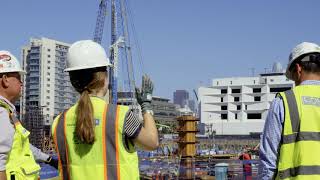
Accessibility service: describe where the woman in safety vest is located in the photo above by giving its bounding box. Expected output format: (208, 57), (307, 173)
(51, 40), (159, 180)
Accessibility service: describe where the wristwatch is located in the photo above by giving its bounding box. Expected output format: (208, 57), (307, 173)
(144, 109), (154, 116)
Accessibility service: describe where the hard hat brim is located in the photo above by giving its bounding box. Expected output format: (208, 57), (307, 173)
(64, 63), (112, 72)
(0, 70), (26, 75)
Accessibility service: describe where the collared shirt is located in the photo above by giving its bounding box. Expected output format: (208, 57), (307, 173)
(258, 80), (320, 179)
(0, 95), (49, 171)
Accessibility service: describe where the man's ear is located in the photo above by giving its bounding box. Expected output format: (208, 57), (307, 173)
(1, 75), (10, 88)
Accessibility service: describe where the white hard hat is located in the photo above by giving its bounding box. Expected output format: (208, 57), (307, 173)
(286, 42), (320, 79)
(0, 51), (26, 74)
(65, 40), (112, 72)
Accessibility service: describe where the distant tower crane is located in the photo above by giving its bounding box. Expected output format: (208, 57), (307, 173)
(93, 0), (136, 104)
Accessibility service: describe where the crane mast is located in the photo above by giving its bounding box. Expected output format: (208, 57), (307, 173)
(93, 0), (107, 44)
(93, 0), (135, 104)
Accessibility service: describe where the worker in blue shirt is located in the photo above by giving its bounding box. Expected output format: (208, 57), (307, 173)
(259, 42), (320, 179)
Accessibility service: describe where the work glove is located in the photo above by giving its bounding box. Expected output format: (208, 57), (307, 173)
(46, 156), (59, 170)
(135, 74), (153, 114)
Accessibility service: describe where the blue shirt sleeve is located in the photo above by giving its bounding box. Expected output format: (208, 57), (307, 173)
(258, 96), (284, 179)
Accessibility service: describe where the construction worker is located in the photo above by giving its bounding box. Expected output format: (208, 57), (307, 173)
(259, 42), (320, 179)
(0, 51), (58, 180)
(51, 40), (159, 180)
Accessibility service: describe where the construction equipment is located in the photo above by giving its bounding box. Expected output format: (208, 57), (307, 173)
(93, 0), (108, 44)
(92, 0), (139, 104)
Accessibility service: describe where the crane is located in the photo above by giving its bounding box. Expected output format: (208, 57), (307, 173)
(93, 0), (136, 104)
(93, 0), (107, 44)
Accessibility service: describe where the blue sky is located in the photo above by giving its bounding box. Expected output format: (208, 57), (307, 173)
(1, 1), (320, 100)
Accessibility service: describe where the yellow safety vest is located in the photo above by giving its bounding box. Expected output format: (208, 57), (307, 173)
(276, 85), (320, 179)
(52, 97), (139, 180)
(0, 101), (40, 180)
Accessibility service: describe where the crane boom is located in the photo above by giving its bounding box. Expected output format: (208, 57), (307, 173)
(93, 0), (108, 43)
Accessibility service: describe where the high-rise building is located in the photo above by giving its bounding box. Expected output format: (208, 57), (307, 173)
(173, 90), (189, 108)
(21, 37), (78, 125)
(198, 63), (294, 135)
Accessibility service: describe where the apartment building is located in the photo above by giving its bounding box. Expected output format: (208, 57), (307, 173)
(21, 37), (78, 125)
(198, 63), (294, 135)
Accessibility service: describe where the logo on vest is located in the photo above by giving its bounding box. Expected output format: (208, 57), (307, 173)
(302, 96), (320, 107)
(95, 119), (100, 126)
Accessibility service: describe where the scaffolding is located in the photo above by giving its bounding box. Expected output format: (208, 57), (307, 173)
(23, 106), (47, 150)
(177, 115), (199, 179)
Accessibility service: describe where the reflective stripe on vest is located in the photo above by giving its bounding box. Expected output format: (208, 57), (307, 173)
(54, 110), (70, 180)
(55, 104), (124, 180)
(284, 90), (300, 133)
(278, 166), (320, 179)
(105, 104), (120, 179)
(277, 86), (320, 179)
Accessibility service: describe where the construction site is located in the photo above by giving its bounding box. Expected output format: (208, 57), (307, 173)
(16, 0), (262, 179)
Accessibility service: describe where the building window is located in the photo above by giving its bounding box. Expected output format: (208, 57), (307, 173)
(46, 96), (50, 99)
(48, 61), (51, 64)
(234, 97), (240, 102)
(253, 80), (256, 84)
(48, 66), (50, 69)
(254, 96), (261, 101)
(221, 89), (227, 94)
(221, 114), (228, 120)
(46, 108), (50, 111)
(232, 89), (241, 93)
(221, 97), (223, 102)
(270, 87), (291, 93)
(221, 106), (227, 110)
(230, 81), (232, 85)
(48, 55), (51, 58)
(237, 105), (241, 110)
(270, 79), (274, 82)
(253, 88), (261, 93)
(245, 105), (248, 110)
(247, 113), (262, 119)
(46, 102), (50, 105)
(47, 78), (50, 81)
(47, 90), (50, 93)
(47, 72), (50, 75)
(47, 84), (50, 87)
(235, 113), (238, 119)
(48, 49), (51, 52)
(217, 81), (219, 85)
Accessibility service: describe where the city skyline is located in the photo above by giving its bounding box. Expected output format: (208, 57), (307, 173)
(1, 1), (320, 99)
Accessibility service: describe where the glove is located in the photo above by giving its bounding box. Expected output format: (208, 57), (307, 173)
(135, 74), (153, 114)
(46, 156), (59, 169)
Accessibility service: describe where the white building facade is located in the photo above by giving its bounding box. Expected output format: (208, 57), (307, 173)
(21, 37), (78, 125)
(199, 71), (294, 135)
